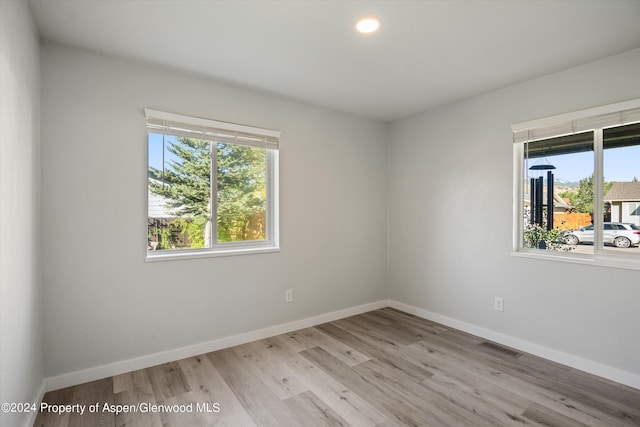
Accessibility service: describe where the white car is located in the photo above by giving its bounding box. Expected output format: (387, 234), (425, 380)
(562, 222), (640, 248)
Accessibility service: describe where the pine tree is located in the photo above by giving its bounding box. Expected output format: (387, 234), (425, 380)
(149, 137), (211, 217)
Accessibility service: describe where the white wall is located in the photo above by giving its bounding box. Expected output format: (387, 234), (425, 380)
(388, 48), (640, 382)
(621, 202), (640, 225)
(0, 0), (43, 425)
(40, 42), (388, 380)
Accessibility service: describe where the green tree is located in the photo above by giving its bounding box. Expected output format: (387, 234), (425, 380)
(573, 175), (594, 213)
(216, 143), (266, 242)
(564, 175), (615, 214)
(558, 189), (577, 206)
(149, 137), (211, 217)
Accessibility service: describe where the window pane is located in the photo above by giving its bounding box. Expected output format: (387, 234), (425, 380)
(602, 122), (640, 252)
(216, 143), (267, 242)
(523, 132), (594, 253)
(148, 133), (212, 251)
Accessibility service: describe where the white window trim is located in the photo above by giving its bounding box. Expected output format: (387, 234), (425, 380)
(145, 109), (281, 141)
(511, 98), (640, 271)
(145, 109), (280, 262)
(145, 245), (281, 263)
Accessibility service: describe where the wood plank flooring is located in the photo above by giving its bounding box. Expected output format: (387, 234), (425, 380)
(34, 308), (640, 426)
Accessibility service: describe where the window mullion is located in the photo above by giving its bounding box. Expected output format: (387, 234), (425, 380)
(266, 149), (277, 245)
(210, 143), (218, 247)
(513, 143), (524, 251)
(593, 128), (604, 253)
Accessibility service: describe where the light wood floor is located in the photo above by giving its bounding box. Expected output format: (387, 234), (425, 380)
(34, 308), (640, 426)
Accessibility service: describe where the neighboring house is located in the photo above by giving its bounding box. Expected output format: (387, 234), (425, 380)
(551, 193), (574, 213)
(523, 190), (574, 212)
(148, 178), (196, 249)
(148, 189), (173, 219)
(604, 182), (640, 225)
(148, 177), (177, 219)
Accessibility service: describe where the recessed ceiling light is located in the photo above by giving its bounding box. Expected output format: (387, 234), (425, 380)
(356, 18), (380, 34)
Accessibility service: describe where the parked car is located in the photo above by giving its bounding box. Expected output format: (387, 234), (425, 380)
(561, 222), (640, 248)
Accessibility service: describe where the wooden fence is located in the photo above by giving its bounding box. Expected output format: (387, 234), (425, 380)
(553, 212), (592, 230)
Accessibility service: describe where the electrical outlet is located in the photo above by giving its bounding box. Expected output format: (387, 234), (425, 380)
(285, 289), (293, 303)
(494, 297), (504, 312)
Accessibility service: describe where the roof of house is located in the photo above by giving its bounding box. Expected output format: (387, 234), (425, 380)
(148, 177), (176, 219)
(148, 190), (173, 219)
(604, 182), (640, 202)
(522, 193), (573, 210)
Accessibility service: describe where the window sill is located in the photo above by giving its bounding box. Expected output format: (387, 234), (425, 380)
(511, 249), (640, 271)
(146, 246), (280, 262)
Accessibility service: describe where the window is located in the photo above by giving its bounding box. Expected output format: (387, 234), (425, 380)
(522, 131), (594, 253)
(146, 109), (280, 260)
(513, 99), (640, 268)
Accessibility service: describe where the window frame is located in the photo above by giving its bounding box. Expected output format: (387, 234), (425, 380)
(145, 109), (280, 262)
(512, 98), (640, 270)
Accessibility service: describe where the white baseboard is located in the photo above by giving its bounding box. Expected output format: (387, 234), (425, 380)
(45, 298), (640, 392)
(45, 300), (388, 391)
(387, 300), (640, 390)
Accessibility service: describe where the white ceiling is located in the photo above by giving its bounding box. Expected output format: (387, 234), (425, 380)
(28, 0), (640, 122)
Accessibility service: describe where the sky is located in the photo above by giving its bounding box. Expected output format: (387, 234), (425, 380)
(148, 133), (184, 171)
(527, 145), (640, 184)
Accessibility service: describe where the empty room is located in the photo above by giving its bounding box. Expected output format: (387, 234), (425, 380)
(2, 0), (640, 426)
